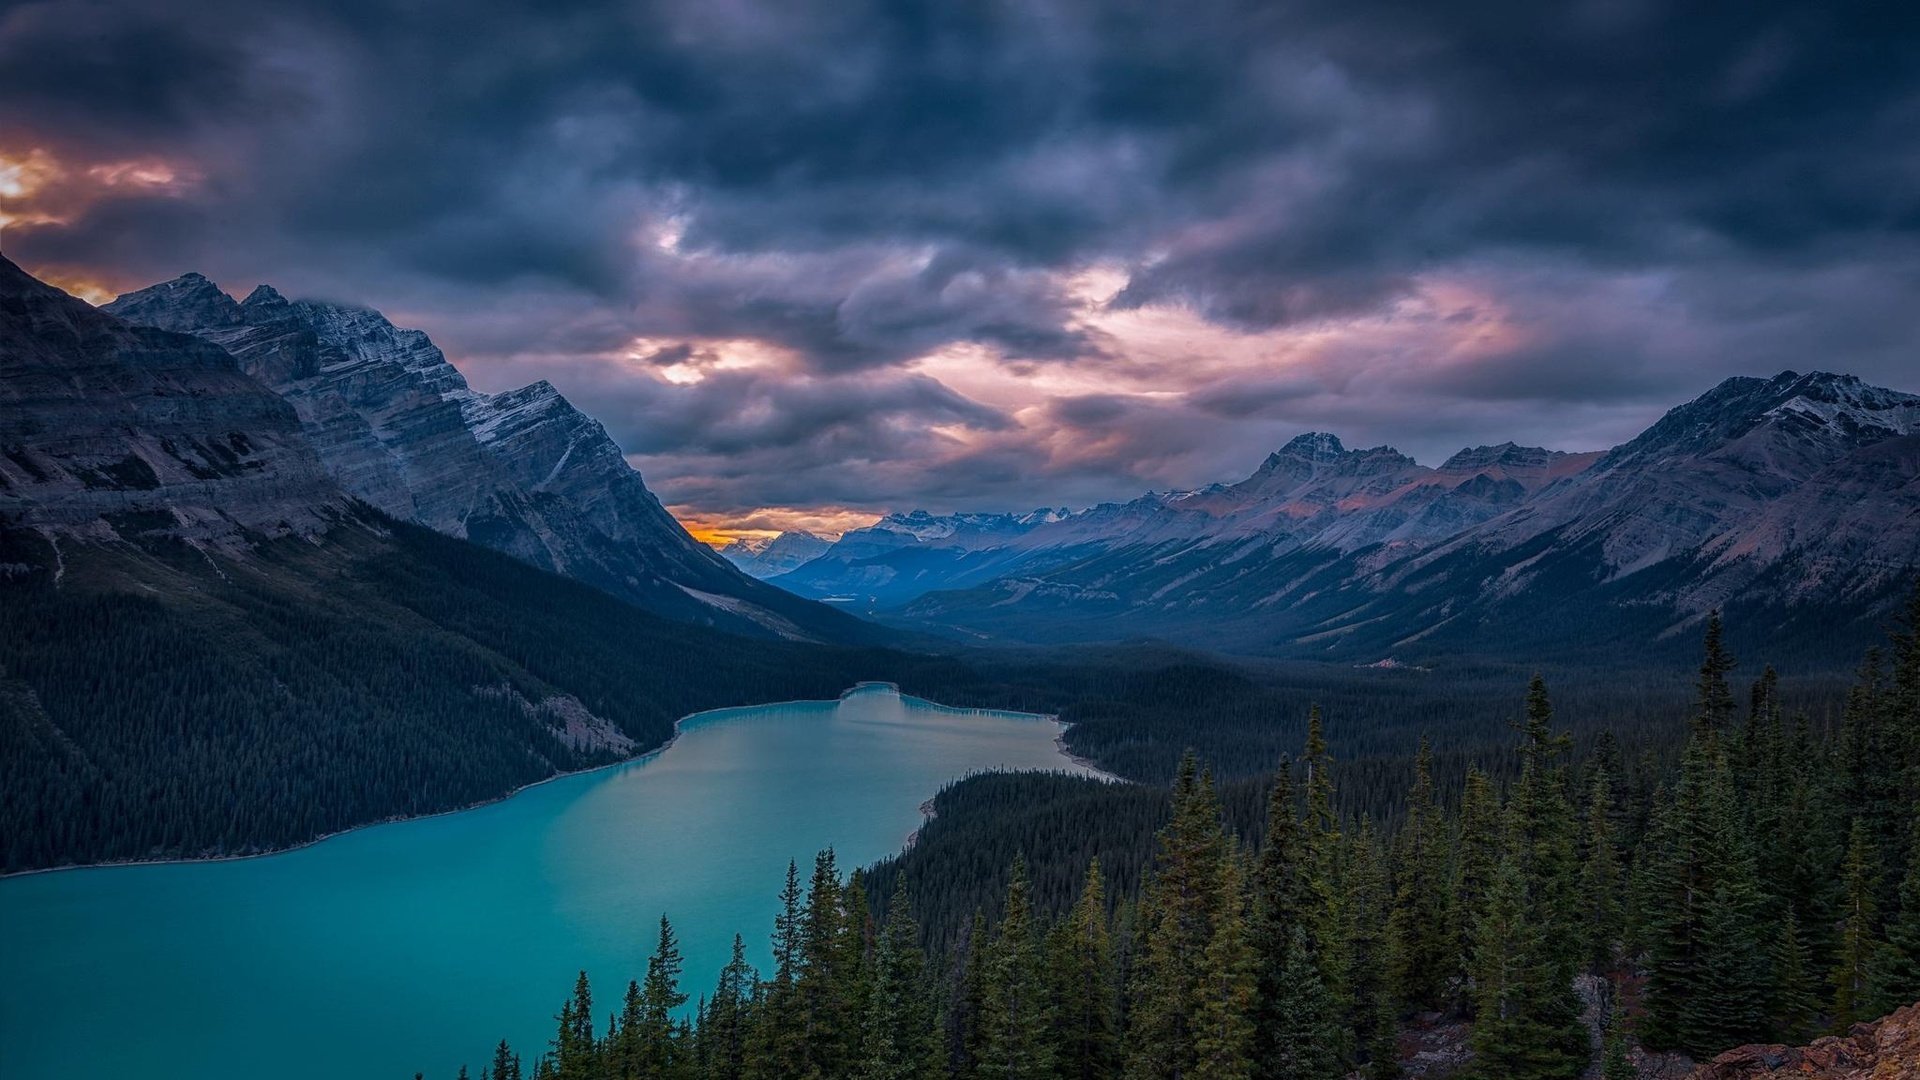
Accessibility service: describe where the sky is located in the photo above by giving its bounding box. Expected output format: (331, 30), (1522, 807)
(3, 0), (1917, 543)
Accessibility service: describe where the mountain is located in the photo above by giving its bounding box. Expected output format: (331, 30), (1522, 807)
(103, 273), (875, 643)
(0, 257), (975, 871)
(0, 257), (350, 547)
(881, 373), (1915, 665)
(776, 434), (1587, 618)
(767, 508), (1073, 612)
(720, 530), (834, 578)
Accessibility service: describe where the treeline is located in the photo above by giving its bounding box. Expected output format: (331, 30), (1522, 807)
(453, 599), (1920, 1079)
(0, 520), (995, 872)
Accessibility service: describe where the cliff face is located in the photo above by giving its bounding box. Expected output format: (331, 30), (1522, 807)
(105, 274), (877, 641)
(0, 257), (350, 549)
(1689, 1002), (1920, 1079)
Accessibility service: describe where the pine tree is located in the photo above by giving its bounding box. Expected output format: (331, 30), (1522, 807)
(1387, 737), (1452, 1011)
(1265, 926), (1341, 1080)
(798, 848), (851, 1080)
(550, 972), (597, 1080)
(1831, 820), (1880, 1028)
(638, 916), (690, 1079)
(706, 935), (757, 1080)
(1642, 619), (1772, 1057)
(1468, 857), (1581, 1080)
(1872, 804), (1920, 1012)
(1770, 915), (1820, 1044)
(1694, 611), (1737, 738)
(954, 911), (992, 1080)
(861, 883), (930, 1080)
(1346, 819), (1393, 1068)
(612, 979), (644, 1079)
(491, 1040), (522, 1080)
(1251, 762), (1312, 1080)
(1454, 765), (1502, 1007)
(1125, 754), (1234, 1080)
(1298, 712), (1353, 1056)
(747, 861), (807, 1080)
(981, 856), (1052, 1080)
(1580, 767), (1623, 970)
(1049, 860), (1118, 1080)
(1191, 853), (1255, 1080)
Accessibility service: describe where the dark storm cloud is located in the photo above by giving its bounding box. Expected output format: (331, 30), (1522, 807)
(6, 0), (1919, 518)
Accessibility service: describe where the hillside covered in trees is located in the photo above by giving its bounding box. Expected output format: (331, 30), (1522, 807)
(441, 600), (1920, 1080)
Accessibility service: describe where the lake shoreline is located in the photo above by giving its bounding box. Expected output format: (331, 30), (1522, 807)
(1, 684), (1085, 881)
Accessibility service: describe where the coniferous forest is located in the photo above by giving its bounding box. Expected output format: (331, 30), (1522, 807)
(438, 598), (1920, 1080)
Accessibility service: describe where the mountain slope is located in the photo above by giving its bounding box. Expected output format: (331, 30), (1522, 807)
(0, 257), (349, 545)
(104, 274), (877, 642)
(891, 374), (1917, 666)
(0, 259), (955, 870)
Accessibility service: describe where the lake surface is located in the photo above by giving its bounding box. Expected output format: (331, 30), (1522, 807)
(0, 684), (1095, 1080)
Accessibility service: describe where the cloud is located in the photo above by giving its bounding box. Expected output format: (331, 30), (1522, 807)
(6, 0), (1920, 524)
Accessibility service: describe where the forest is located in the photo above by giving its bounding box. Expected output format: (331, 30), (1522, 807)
(3, 507), (1813, 874)
(443, 597), (1920, 1080)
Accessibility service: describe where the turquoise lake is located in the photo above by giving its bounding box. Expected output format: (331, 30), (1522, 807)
(0, 684), (1096, 1080)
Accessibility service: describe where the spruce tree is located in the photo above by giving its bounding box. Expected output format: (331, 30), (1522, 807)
(1387, 737), (1452, 1012)
(1265, 926), (1341, 1080)
(1770, 915), (1820, 1044)
(1468, 857), (1580, 1080)
(1694, 611), (1737, 738)
(1125, 754), (1234, 1080)
(861, 883), (930, 1080)
(1049, 860), (1118, 1080)
(981, 856), (1052, 1080)
(1454, 765), (1502, 1008)
(1190, 853), (1255, 1080)
(747, 862), (807, 1080)
(1251, 762), (1312, 1080)
(1298, 711), (1353, 1054)
(550, 972), (597, 1080)
(798, 849), (852, 1080)
(639, 916), (690, 1080)
(1831, 820), (1880, 1028)
(1872, 803), (1920, 1012)
(1580, 767), (1623, 970)
(706, 935), (757, 1080)
(491, 1040), (522, 1080)
(1346, 819), (1393, 1068)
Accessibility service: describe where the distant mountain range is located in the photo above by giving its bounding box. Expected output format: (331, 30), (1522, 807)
(761, 372), (1919, 664)
(98, 270), (874, 643)
(721, 530), (834, 578)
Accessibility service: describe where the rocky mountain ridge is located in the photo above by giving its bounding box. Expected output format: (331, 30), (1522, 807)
(0, 256), (353, 551)
(104, 272), (873, 642)
(783, 371), (1916, 664)
(721, 529), (834, 578)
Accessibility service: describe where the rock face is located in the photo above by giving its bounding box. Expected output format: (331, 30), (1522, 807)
(1688, 1001), (1920, 1078)
(849, 372), (1917, 664)
(721, 530), (834, 578)
(0, 256), (351, 549)
(105, 273), (873, 641)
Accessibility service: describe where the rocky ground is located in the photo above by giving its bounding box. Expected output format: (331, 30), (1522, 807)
(1688, 1002), (1920, 1079)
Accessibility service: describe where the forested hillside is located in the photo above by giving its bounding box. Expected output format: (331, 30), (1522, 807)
(0, 517), (996, 872)
(444, 600), (1920, 1079)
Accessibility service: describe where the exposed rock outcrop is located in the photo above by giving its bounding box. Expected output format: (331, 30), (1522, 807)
(105, 273), (875, 641)
(1688, 1001), (1920, 1079)
(0, 256), (351, 550)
